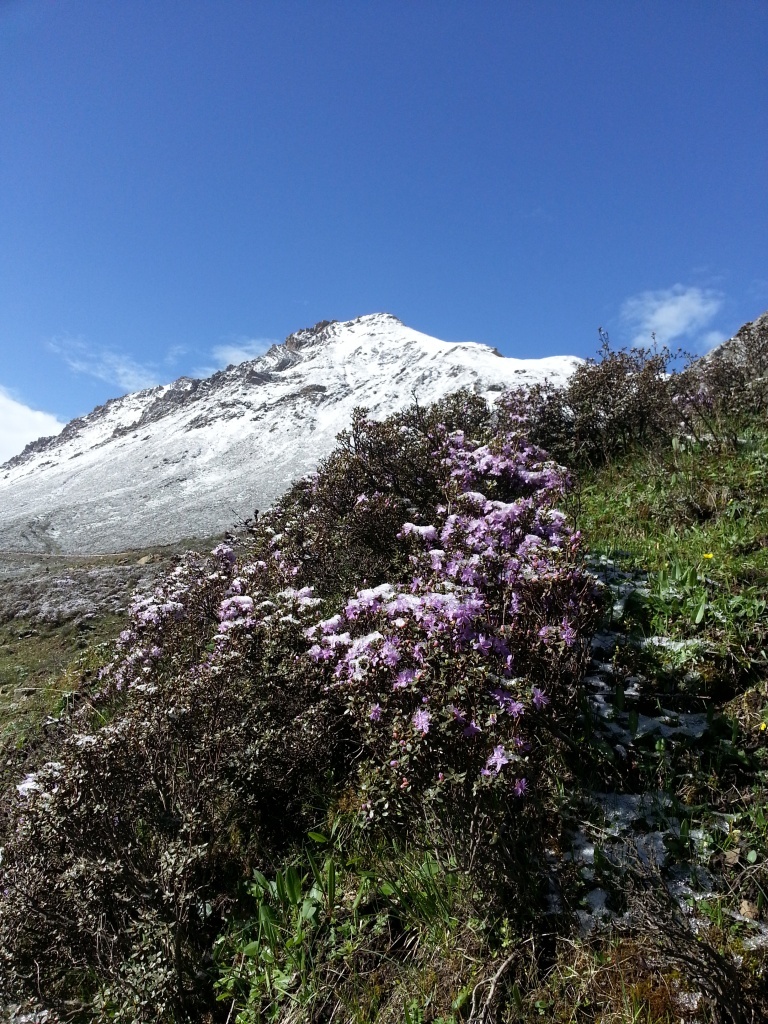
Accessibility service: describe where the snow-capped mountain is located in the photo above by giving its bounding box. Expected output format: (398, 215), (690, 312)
(0, 314), (581, 554)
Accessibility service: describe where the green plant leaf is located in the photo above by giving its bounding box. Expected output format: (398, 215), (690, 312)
(284, 865), (303, 907)
(325, 856), (336, 913)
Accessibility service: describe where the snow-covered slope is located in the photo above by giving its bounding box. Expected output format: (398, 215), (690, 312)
(0, 314), (581, 554)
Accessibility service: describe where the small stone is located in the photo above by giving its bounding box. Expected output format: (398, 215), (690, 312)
(739, 900), (759, 920)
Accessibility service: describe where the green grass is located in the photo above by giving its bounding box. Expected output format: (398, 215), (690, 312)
(576, 429), (768, 684)
(0, 613), (124, 760)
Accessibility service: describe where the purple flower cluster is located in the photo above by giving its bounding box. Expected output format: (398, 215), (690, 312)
(97, 532), (312, 695)
(90, 410), (598, 826)
(301, 425), (597, 809)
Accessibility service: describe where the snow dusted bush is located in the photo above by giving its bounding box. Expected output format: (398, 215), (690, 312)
(0, 391), (600, 1020)
(0, 552), (347, 1020)
(306, 423), (598, 822)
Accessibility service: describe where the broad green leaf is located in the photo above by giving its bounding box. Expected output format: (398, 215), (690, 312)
(284, 865), (303, 907)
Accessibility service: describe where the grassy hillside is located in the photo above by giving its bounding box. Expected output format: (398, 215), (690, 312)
(0, 336), (766, 1024)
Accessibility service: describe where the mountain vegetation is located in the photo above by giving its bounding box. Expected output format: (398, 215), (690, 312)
(0, 315), (767, 1023)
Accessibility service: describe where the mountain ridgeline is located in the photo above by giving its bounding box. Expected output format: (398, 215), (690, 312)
(0, 314), (580, 555)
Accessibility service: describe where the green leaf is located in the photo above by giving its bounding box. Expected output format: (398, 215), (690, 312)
(258, 903), (278, 947)
(251, 869), (270, 893)
(301, 898), (318, 922)
(694, 596), (707, 624)
(275, 870), (288, 907)
(325, 856), (336, 913)
(306, 847), (322, 889)
(284, 865), (303, 907)
(307, 831), (328, 843)
(747, 849), (758, 865)
(510, 982), (524, 1013)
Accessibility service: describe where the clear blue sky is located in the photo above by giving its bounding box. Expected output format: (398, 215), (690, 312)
(1, 0), (766, 445)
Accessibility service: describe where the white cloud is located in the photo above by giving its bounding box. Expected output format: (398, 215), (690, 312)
(621, 285), (723, 347)
(210, 338), (276, 369)
(163, 344), (188, 367)
(50, 337), (160, 392)
(0, 386), (64, 464)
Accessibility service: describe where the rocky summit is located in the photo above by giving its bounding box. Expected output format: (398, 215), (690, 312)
(0, 313), (580, 555)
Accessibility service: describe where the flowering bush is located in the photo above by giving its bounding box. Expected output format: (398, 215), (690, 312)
(305, 424), (598, 820)
(497, 338), (679, 469)
(0, 391), (601, 1020)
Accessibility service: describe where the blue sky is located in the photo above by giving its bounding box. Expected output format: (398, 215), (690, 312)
(1, 0), (766, 458)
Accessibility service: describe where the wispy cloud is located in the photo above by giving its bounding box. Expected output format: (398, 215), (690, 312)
(0, 386), (64, 464)
(50, 337), (160, 392)
(163, 344), (188, 367)
(621, 285), (723, 347)
(50, 334), (280, 394)
(211, 338), (276, 368)
(194, 337), (278, 378)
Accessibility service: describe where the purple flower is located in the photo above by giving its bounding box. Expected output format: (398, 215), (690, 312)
(212, 543), (237, 564)
(532, 687), (550, 709)
(472, 634), (493, 655)
(394, 668), (416, 689)
(513, 777), (528, 797)
(412, 642), (427, 663)
(485, 744), (510, 775)
(560, 618), (577, 647)
(462, 719), (482, 737)
(380, 639), (401, 667)
(369, 703), (382, 722)
(490, 689), (524, 718)
(412, 708), (431, 734)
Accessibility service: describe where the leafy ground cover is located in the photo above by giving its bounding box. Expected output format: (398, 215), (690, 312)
(1, 329), (767, 1023)
(0, 615), (122, 765)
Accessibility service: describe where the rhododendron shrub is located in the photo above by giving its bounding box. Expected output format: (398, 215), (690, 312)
(0, 552), (346, 1018)
(259, 390), (494, 600)
(305, 423), (599, 820)
(0, 392), (601, 1019)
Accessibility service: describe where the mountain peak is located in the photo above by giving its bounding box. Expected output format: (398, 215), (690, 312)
(281, 313), (404, 353)
(0, 315), (580, 554)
